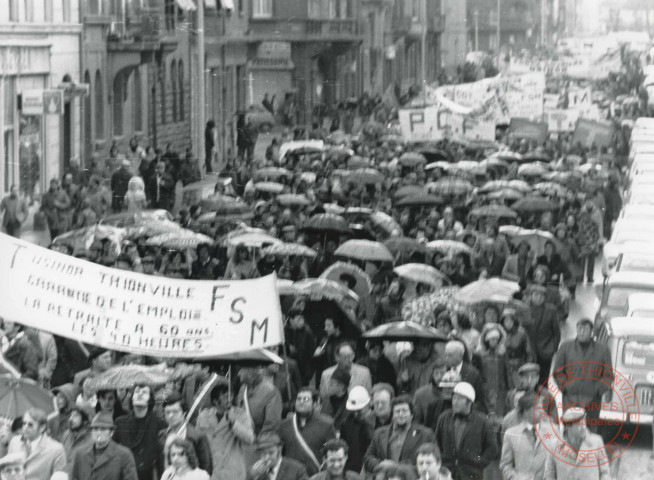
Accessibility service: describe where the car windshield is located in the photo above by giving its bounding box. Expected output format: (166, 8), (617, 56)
(631, 309), (654, 317)
(606, 287), (648, 308)
(623, 340), (654, 368)
(619, 258), (654, 273)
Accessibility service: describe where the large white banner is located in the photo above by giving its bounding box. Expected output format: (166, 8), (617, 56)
(399, 107), (495, 143)
(436, 73), (545, 124)
(0, 234), (283, 357)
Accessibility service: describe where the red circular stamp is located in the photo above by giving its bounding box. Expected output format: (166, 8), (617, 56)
(532, 361), (640, 468)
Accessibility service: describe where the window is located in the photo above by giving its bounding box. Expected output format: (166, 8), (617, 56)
(165, 0), (175, 31)
(94, 70), (104, 139)
(83, 71), (92, 160)
(113, 74), (124, 136)
(160, 64), (166, 124)
(327, 0), (336, 19)
(170, 60), (178, 122)
(133, 68), (142, 131)
(62, 0), (70, 22)
(178, 60), (184, 120)
(252, 0), (272, 18)
(623, 341), (654, 368)
(308, 0), (321, 18)
(3, 78), (14, 192)
(32, 0), (44, 22)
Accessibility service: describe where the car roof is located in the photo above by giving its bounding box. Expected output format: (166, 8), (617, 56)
(627, 293), (654, 308)
(618, 252), (654, 272)
(606, 316), (654, 337)
(607, 271), (654, 287)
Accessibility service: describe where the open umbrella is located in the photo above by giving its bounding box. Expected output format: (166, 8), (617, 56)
(533, 182), (570, 197)
(0, 377), (55, 418)
(480, 157), (510, 171)
(200, 195), (251, 214)
(469, 205), (518, 220)
(479, 180), (512, 193)
(505, 228), (563, 255)
(226, 231), (282, 248)
(53, 224), (126, 256)
(370, 212), (402, 237)
(146, 230), (214, 250)
(425, 177), (474, 196)
(512, 196), (558, 213)
(347, 168), (385, 185)
(394, 263), (449, 287)
(362, 321), (447, 341)
(518, 162), (550, 177)
(401, 287), (476, 326)
(483, 189), (524, 201)
(426, 240), (473, 257)
(493, 151), (524, 162)
(253, 167), (292, 182)
(323, 203), (346, 215)
(302, 214), (350, 234)
(85, 364), (192, 391)
(207, 349), (284, 365)
(419, 147), (452, 162)
(507, 180), (532, 193)
(523, 151), (551, 163)
(347, 156), (370, 170)
(384, 237), (428, 263)
(295, 278), (361, 337)
(335, 239), (394, 263)
(394, 185), (425, 199)
(399, 152), (427, 167)
(254, 182), (285, 194)
(277, 194), (312, 207)
(320, 262), (372, 307)
(425, 161), (451, 171)
(396, 193), (444, 207)
(126, 219), (183, 239)
(380, 134), (405, 145)
(261, 243), (317, 258)
(454, 278), (520, 305)
(448, 161), (486, 176)
(102, 209), (174, 227)
(325, 145), (354, 159)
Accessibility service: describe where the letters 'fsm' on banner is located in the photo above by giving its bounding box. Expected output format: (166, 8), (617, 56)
(0, 233), (284, 357)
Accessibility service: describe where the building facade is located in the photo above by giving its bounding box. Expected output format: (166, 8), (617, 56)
(0, 0), (83, 199)
(246, 0), (364, 126)
(81, 0), (194, 172)
(467, 0), (537, 53)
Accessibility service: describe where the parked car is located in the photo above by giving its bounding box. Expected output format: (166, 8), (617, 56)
(595, 272), (654, 327)
(615, 252), (654, 275)
(245, 104), (275, 132)
(625, 293), (654, 318)
(596, 316), (654, 425)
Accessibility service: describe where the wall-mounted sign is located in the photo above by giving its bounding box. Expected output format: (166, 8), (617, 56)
(43, 90), (64, 115)
(21, 89), (44, 115)
(257, 42), (291, 60)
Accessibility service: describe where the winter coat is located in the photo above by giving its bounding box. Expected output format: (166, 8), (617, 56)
(473, 325), (511, 416)
(196, 407), (254, 480)
(71, 440), (138, 480)
(575, 211), (600, 256)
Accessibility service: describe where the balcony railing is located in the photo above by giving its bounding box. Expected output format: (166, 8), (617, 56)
(107, 7), (177, 51)
(248, 17), (362, 41)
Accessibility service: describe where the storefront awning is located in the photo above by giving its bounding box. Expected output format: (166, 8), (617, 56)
(175, 0), (197, 11)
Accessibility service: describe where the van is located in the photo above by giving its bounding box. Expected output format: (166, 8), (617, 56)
(596, 316), (654, 425)
(625, 293), (654, 317)
(595, 271), (654, 325)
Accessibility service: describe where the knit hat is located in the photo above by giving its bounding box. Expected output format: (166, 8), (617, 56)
(90, 412), (115, 429)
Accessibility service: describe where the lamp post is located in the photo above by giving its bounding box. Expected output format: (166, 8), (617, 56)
(497, 0), (501, 67)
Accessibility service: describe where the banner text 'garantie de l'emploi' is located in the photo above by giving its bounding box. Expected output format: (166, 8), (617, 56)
(0, 233), (283, 357)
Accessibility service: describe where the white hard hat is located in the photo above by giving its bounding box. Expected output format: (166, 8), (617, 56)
(346, 386), (371, 411)
(453, 382), (476, 403)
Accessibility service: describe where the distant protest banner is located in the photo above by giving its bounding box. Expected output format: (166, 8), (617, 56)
(543, 109), (580, 133)
(0, 234), (284, 357)
(573, 119), (615, 148)
(399, 107), (495, 143)
(436, 73), (545, 124)
(508, 118), (549, 143)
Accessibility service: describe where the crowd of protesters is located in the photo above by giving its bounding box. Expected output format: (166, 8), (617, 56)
(0, 47), (648, 480)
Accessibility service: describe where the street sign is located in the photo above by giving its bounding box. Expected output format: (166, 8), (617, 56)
(43, 90), (63, 115)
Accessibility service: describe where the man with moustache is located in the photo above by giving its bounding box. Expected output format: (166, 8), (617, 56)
(278, 388), (336, 476)
(60, 406), (93, 465)
(71, 412), (138, 480)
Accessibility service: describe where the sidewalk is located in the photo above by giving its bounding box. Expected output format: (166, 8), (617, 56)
(18, 202), (50, 247)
